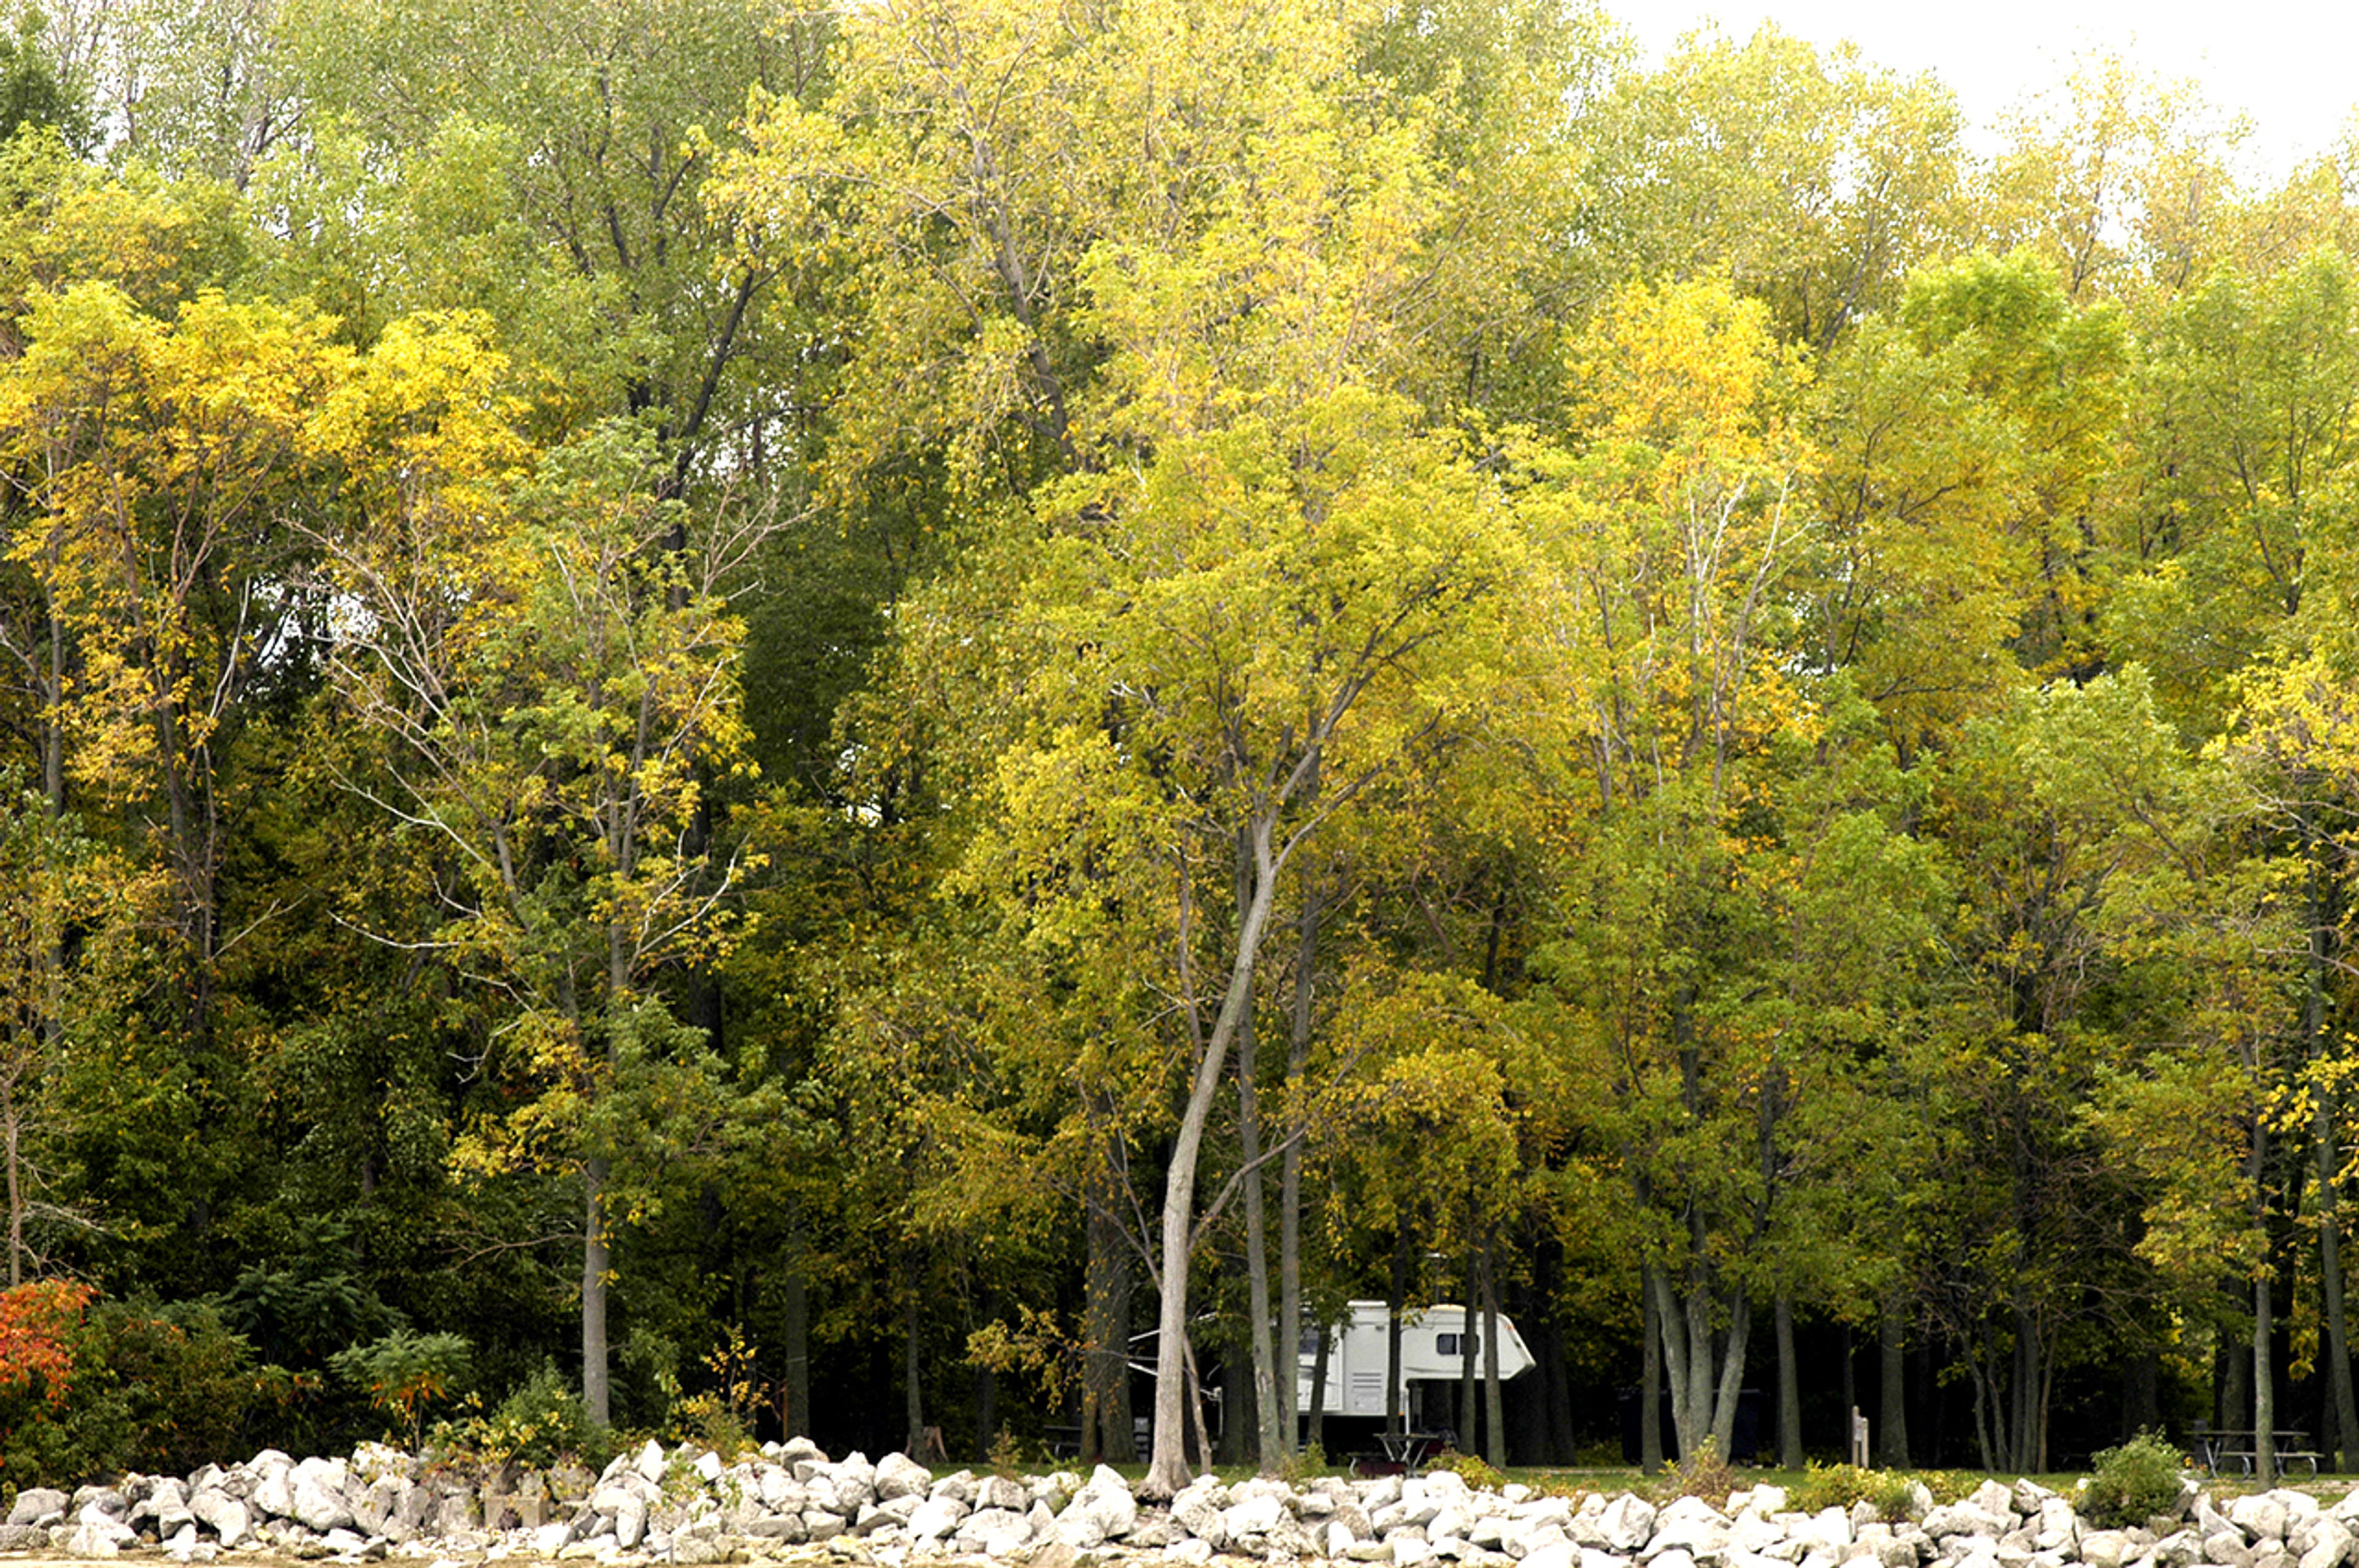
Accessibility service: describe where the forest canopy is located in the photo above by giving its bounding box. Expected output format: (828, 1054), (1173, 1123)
(6, 0), (2359, 1490)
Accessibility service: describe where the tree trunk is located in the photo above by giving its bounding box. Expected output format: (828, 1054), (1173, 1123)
(1307, 1320), (1332, 1456)
(1641, 1272), (1664, 1471)
(906, 1289), (929, 1457)
(2256, 1269), (2277, 1484)
(1279, 861), (1321, 1451)
(1143, 818), (1282, 1497)
(1458, 1238), (1479, 1450)
(1774, 1291), (1802, 1470)
(1234, 855), (1284, 1468)
(2318, 1093), (2357, 1471)
(782, 1223), (812, 1438)
(1651, 1244), (1750, 1460)
(1218, 1328), (1250, 1464)
(1481, 1244), (1506, 1467)
(1387, 1230), (1411, 1435)
(1183, 1328), (1216, 1471)
(43, 579), (64, 814)
(2255, 1108), (2276, 1485)
(975, 1362), (997, 1461)
(2008, 1302), (2044, 1473)
(1084, 1164), (1134, 1461)
(4, 1077), (21, 1289)
(583, 1155), (612, 1425)
(1879, 1296), (1911, 1467)
(1708, 1284), (1752, 1459)
(2218, 1281), (2250, 1437)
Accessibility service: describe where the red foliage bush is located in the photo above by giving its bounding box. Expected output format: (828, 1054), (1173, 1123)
(0, 1278), (95, 1407)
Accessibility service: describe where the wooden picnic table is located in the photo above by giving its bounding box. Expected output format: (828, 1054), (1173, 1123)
(2193, 1426), (2320, 1477)
(1350, 1430), (1452, 1478)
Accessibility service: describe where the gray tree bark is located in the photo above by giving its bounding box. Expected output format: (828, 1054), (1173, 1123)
(1878, 1297), (1911, 1467)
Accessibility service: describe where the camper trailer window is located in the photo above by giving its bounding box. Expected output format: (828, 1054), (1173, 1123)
(1436, 1332), (1479, 1357)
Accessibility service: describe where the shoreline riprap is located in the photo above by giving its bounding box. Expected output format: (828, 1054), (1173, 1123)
(4, 1438), (2350, 1568)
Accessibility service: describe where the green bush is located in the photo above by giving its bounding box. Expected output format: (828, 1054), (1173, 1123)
(1649, 1436), (1739, 1507)
(2078, 1430), (2188, 1529)
(1425, 1448), (1506, 1492)
(1788, 1462), (1920, 1522)
(329, 1329), (474, 1448)
(429, 1360), (612, 1470)
(0, 1289), (272, 1488)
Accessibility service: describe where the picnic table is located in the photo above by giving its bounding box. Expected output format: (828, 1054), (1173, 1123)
(1350, 1430), (1452, 1478)
(2193, 1426), (2320, 1477)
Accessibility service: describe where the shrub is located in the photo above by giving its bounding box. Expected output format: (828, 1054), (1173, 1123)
(2078, 1430), (2187, 1529)
(985, 1427), (1035, 1477)
(430, 1360), (611, 1470)
(0, 1285), (270, 1488)
(1788, 1462), (1920, 1522)
(1273, 1440), (1330, 1484)
(660, 1325), (767, 1459)
(329, 1329), (474, 1449)
(1426, 1448), (1506, 1492)
(1650, 1436), (1740, 1507)
(96, 1297), (276, 1475)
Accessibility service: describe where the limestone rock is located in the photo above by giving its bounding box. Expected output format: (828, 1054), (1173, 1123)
(67, 1505), (138, 1559)
(2083, 1531), (2136, 1568)
(907, 1496), (966, 1542)
(189, 1491), (252, 1548)
(2233, 1500), (2293, 1545)
(1519, 1521), (1574, 1559)
(2301, 1519), (2355, 1568)
(834, 1453), (879, 1510)
(1599, 1497), (1659, 1553)
(974, 1474), (1028, 1513)
(1227, 1494), (1290, 1539)
(615, 1492), (649, 1549)
(2208, 1531), (2258, 1568)
(674, 1532), (740, 1564)
(876, 1453), (933, 1502)
(1173, 1489), (1229, 1548)
(291, 1459), (356, 1534)
(1648, 1497), (1733, 1560)
(1071, 1465), (1138, 1540)
(1924, 1505), (2005, 1542)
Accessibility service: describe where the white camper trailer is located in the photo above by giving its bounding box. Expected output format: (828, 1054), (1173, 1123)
(1297, 1300), (1536, 1427)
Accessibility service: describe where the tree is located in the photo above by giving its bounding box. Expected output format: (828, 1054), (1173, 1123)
(0, 11), (92, 149)
(1974, 51), (2247, 304)
(0, 281), (339, 1058)
(1587, 24), (1968, 351)
(1918, 672), (2197, 1472)
(1516, 275), (1823, 1461)
(0, 779), (154, 1286)
(265, 0), (816, 490)
(2120, 249), (2359, 728)
(303, 320), (773, 1422)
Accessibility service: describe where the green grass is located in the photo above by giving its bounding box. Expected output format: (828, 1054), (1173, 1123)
(1042, 1458), (2358, 1502)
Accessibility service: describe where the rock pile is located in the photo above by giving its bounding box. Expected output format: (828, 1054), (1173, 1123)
(6, 1440), (2359, 1568)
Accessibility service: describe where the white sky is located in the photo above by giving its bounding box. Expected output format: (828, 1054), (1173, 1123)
(1616, 0), (2359, 187)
